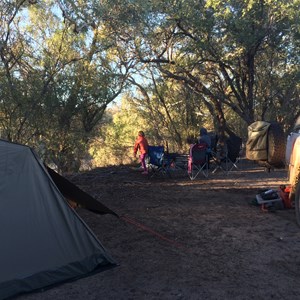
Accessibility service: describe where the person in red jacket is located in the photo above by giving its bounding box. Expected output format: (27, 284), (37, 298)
(134, 131), (149, 174)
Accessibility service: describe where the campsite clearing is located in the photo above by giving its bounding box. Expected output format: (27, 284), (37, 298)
(18, 160), (300, 300)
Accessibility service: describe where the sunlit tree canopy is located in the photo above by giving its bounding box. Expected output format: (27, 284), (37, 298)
(0, 0), (299, 169)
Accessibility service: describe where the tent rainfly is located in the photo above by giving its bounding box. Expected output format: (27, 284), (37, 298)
(0, 139), (117, 300)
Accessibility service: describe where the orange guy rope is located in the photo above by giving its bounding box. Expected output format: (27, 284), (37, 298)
(121, 215), (189, 251)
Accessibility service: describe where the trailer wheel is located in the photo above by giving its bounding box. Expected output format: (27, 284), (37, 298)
(267, 122), (286, 167)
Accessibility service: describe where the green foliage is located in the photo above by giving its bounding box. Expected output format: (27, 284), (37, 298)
(91, 87), (215, 167)
(90, 96), (150, 166)
(0, 0), (299, 170)
(0, 0), (129, 172)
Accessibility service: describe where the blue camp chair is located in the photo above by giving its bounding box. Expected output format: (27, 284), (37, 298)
(188, 143), (209, 180)
(147, 146), (172, 177)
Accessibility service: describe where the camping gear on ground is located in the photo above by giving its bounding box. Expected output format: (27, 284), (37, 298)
(246, 121), (285, 169)
(188, 142), (209, 180)
(255, 189), (284, 211)
(0, 139), (116, 300)
(254, 185), (293, 212)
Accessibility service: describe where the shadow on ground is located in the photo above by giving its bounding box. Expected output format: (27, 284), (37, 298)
(18, 160), (300, 300)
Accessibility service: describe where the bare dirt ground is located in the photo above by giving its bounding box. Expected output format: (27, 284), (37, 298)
(18, 159), (300, 300)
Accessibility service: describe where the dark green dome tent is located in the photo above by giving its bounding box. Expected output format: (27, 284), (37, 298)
(0, 139), (117, 300)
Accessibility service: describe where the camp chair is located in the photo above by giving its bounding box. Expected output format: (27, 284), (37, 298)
(188, 143), (209, 180)
(147, 146), (172, 177)
(210, 146), (229, 174)
(211, 135), (243, 174)
(226, 135), (243, 171)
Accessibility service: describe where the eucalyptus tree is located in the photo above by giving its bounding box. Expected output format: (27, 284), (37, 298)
(56, 0), (299, 142)
(128, 70), (213, 149)
(136, 0), (300, 137)
(55, 0), (214, 147)
(33, 2), (132, 171)
(0, 0), (39, 141)
(0, 0), (132, 172)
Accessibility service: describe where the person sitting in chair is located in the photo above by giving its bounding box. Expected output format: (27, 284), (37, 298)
(198, 127), (212, 149)
(198, 127), (212, 169)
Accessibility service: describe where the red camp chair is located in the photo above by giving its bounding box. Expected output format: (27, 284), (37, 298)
(188, 143), (209, 180)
